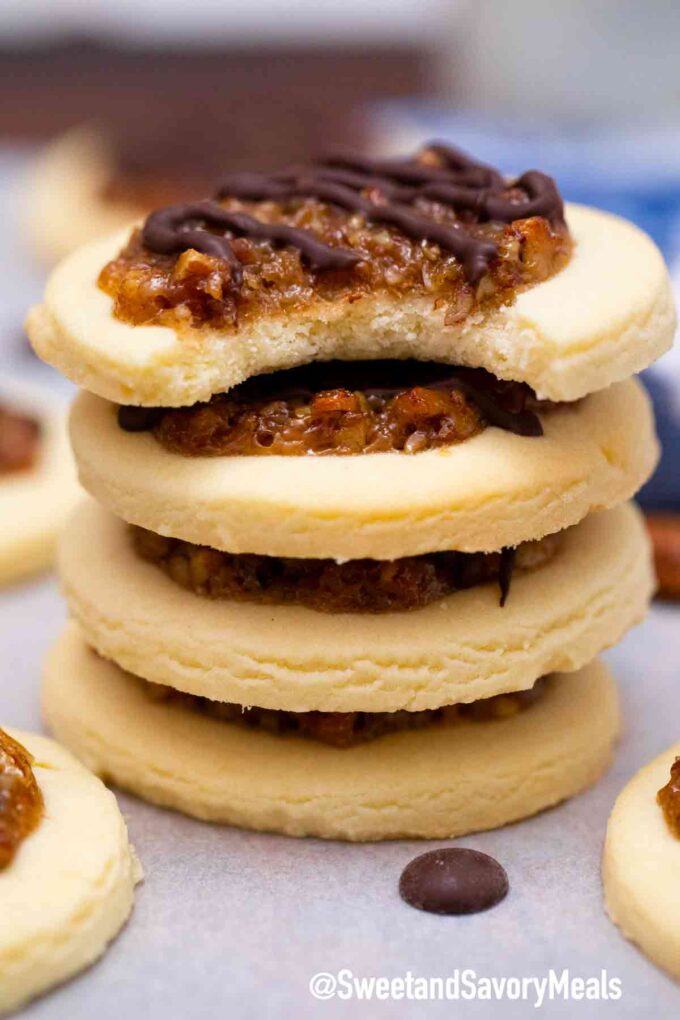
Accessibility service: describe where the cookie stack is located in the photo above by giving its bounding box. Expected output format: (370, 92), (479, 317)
(27, 144), (674, 840)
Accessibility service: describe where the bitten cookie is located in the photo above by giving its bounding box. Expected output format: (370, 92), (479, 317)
(603, 743), (680, 981)
(0, 728), (141, 1013)
(43, 626), (619, 841)
(26, 144), (674, 407)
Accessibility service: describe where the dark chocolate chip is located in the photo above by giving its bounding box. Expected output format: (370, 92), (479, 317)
(399, 848), (508, 915)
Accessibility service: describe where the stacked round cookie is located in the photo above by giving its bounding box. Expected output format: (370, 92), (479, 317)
(27, 144), (674, 840)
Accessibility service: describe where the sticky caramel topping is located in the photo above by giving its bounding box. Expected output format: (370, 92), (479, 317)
(132, 526), (560, 613)
(0, 729), (43, 870)
(657, 756), (680, 838)
(0, 404), (41, 475)
(146, 383), (483, 457)
(101, 211), (567, 334)
(144, 676), (547, 748)
(99, 143), (570, 332)
(118, 361), (550, 457)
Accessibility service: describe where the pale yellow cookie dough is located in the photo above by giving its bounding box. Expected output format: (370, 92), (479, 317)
(603, 743), (680, 982)
(0, 728), (141, 1014)
(43, 627), (619, 841)
(0, 378), (80, 586)
(24, 127), (139, 266)
(26, 204), (674, 406)
(70, 377), (657, 559)
(58, 499), (652, 712)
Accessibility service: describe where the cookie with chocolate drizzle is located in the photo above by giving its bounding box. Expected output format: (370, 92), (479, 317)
(100, 141), (570, 333)
(144, 143), (564, 286)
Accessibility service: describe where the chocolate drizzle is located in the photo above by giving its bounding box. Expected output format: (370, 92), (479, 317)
(499, 547), (517, 607)
(142, 200), (360, 286)
(141, 142), (565, 288)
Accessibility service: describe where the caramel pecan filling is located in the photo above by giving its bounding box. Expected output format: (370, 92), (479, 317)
(118, 361), (555, 456)
(143, 677), (547, 748)
(0, 403), (41, 475)
(133, 527), (560, 613)
(657, 756), (680, 838)
(0, 729), (43, 869)
(99, 143), (571, 332)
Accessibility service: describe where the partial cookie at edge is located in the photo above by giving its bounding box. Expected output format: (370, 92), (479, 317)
(58, 499), (652, 712)
(27, 204), (675, 406)
(0, 379), (80, 585)
(0, 729), (141, 1014)
(603, 742), (680, 982)
(43, 626), (620, 842)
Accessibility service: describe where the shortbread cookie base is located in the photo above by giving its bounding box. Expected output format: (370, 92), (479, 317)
(58, 499), (651, 712)
(0, 379), (80, 586)
(24, 127), (139, 266)
(27, 204), (674, 406)
(0, 728), (141, 1014)
(71, 378), (657, 558)
(43, 628), (619, 841)
(603, 743), (680, 982)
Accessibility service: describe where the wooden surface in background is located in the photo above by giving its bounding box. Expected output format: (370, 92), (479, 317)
(0, 41), (433, 166)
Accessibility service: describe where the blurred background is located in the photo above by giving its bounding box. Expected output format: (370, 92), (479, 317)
(1, 0), (679, 511)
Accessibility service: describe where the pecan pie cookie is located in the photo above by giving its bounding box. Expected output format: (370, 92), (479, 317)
(27, 144), (673, 406)
(0, 728), (140, 1012)
(604, 743), (680, 982)
(29, 140), (670, 839)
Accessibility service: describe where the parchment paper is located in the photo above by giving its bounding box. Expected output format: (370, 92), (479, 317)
(0, 147), (678, 1019)
(2, 577), (679, 1019)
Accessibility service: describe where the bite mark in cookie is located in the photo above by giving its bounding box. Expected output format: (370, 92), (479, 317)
(99, 142), (570, 333)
